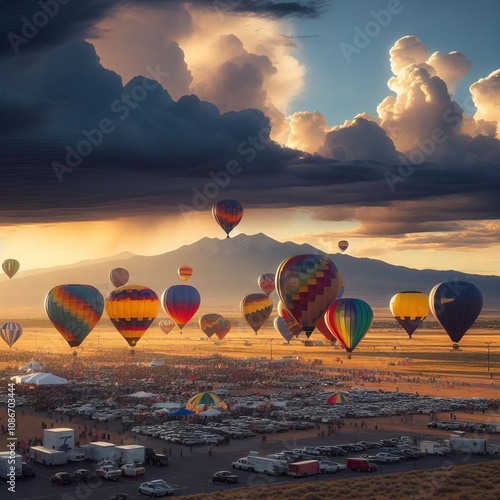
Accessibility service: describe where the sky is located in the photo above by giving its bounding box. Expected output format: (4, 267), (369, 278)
(0, 0), (499, 275)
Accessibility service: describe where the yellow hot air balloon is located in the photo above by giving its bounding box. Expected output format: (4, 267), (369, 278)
(390, 291), (429, 338)
(240, 293), (273, 334)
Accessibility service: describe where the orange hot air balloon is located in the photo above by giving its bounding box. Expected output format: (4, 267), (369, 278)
(105, 285), (160, 347)
(390, 291), (429, 338)
(212, 199), (243, 238)
(178, 265), (193, 282)
(240, 293), (273, 334)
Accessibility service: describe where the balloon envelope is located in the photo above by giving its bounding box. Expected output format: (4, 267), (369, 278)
(45, 285), (104, 347)
(315, 315), (336, 343)
(212, 199), (243, 238)
(273, 316), (294, 343)
(105, 285), (160, 347)
(324, 298), (373, 353)
(258, 273), (275, 295)
(2, 259), (20, 279)
(109, 268), (129, 287)
(178, 265), (193, 282)
(240, 293), (273, 333)
(276, 254), (341, 337)
(327, 392), (349, 405)
(162, 285), (201, 331)
(390, 291), (429, 338)
(429, 281), (482, 344)
(158, 318), (175, 335)
(0, 322), (23, 348)
(338, 240), (349, 252)
(277, 300), (303, 337)
(199, 314), (231, 340)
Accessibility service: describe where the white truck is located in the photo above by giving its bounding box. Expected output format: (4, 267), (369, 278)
(0, 452), (22, 479)
(446, 437), (488, 455)
(419, 441), (451, 456)
(95, 464), (122, 481)
(85, 442), (117, 462)
(115, 444), (145, 465)
(29, 446), (68, 466)
(231, 455), (288, 475)
(43, 427), (85, 462)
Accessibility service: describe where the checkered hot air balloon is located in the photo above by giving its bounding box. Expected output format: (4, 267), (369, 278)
(45, 285), (104, 348)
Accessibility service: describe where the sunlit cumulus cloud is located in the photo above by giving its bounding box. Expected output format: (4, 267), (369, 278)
(287, 35), (500, 165)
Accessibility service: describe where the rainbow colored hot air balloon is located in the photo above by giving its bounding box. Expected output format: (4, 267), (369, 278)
(390, 291), (429, 338)
(158, 318), (175, 335)
(45, 285), (104, 348)
(105, 285), (160, 347)
(327, 392), (349, 405)
(324, 298), (373, 353)
(199, 314), (231, 340)
(109, 268), (129, 288)
(0, 322), (23, 348)
(273, 316), (294, 343)
(162, 284), (201, 332)
(276, 255), (341, 338)
(338, 240), (349, 252)
(2, 259), (20, 279)
(212, 199), (243, 238)
(258, 273), (275, 295)
(178, 265), (193, 282)
(429, 281), (483, 346)
(185, 391), (227, 411)
(240, 293), (273, 334)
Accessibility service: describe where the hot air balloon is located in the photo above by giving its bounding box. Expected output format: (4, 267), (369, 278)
(277, 300), (303, 337)
(429, 281), (483, 347)
(338, 272), (345, 299)
(273, 316), (294, 343)
(2, 259), (20, 279)
(105, 285), (160, 347)
(315, 315), (336, 343)
(258, 273), (275, 295)
(162, 285), (201, 332)
(212, 199), (243, 238)
(240, 293), (273, 334)
(158, 318), (175, 335)
(0, 322), (23, 348)
(390, 291), (429, 338)
(109, 268), (129, 287)
(276, 254), (341, 338)
(178, 265), (193, 282)
(324, 298), (373, 353)
(338, 240), (349, 252)
(45, 285), (104, 348)
(199, 314), (231, 340)
(327, 392), (349, 405)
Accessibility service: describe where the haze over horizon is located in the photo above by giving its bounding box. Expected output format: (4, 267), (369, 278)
(0, 1), (499, 276)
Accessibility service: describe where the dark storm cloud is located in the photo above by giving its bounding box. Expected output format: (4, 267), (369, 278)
(0, 0), (321, 56)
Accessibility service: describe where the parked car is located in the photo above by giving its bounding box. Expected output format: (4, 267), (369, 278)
(212, 471), (239, 484)
(138, 481), (175, 496)
(121, 463), (146, 477)
(74, 469), (97, 482)
(375, 452), (401, 463)
(51, 472), (75, 485)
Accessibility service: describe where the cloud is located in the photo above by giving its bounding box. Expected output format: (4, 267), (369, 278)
(470, 69), (500, 138)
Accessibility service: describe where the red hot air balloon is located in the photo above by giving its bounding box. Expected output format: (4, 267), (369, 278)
(258, 273), (275, 295)
(276, 255), (341, 338)
(212, 199), (243, 238)
(162, 285), (201, 332)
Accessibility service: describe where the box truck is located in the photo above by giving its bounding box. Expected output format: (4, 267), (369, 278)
(29, 446), (68, 466)
(115, 445), (145, 465)
(419, 441), (451, 456)
(87, 442), (117, 462)
(446, 438), (488, 455)
(231, 455), (288, 475)
(288, 460), (320, 477)
(0, 452), (22, 479)
(43, 427), (85, 461)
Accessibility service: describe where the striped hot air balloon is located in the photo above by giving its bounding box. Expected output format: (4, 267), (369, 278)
(105, 285), (160, 347)
(199, 314), (231, 340)
(240, 293), (273, 334)
(162, 285), (201, 332)
(327, 392), (349, 405)
(0, 322), (23, 348)
(45, 285), (104, 348)
(178, 265), (193, 282)
(212, 199), (243, 238)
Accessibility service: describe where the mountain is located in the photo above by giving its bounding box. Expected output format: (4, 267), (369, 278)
(0, 233), (499, 317)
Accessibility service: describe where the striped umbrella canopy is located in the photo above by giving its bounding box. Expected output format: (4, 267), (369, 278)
(185, 392), (227, 411)
(327, 392), (349, 405)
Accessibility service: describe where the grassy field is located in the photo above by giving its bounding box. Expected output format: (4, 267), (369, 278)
(180, 460), (500, 500)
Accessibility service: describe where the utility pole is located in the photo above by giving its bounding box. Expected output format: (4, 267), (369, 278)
(486, 342), (492, 372)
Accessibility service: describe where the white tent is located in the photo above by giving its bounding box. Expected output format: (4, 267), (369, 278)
(128, 391), (157, 398)
(152, 402), (181, 409)
(149, 359), (164, 367)
(12, 372), (67, 385)
(199, 408), (222, 416)
(19, 360), (42, 372)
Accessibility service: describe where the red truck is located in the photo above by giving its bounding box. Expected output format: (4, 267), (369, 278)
(346, 457), (377, 472)
(288, 460), (320, 477)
